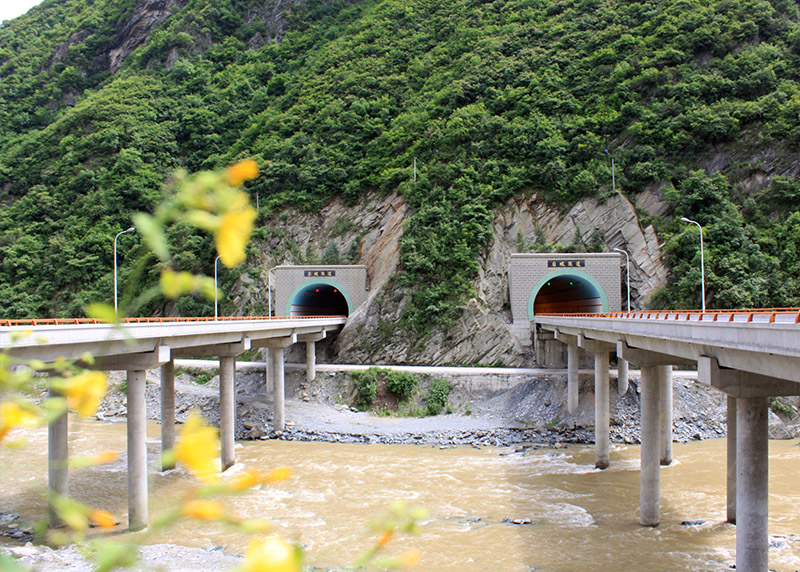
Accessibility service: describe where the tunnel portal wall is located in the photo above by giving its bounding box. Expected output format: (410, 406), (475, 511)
(508, 253), (622, 346)
(274, 265), (368, 317)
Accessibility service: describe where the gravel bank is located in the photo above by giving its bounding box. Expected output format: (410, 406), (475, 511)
(94, 362), (738, 446)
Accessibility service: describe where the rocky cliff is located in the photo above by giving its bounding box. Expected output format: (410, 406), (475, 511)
(248, 191), (667, 367)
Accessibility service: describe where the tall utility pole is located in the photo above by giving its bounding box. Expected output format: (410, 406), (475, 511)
(605, 149), (616, 192)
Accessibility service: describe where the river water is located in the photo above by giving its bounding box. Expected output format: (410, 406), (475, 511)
(2, 419), (799, 571)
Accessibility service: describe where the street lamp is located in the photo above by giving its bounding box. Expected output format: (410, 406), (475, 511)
(114, 227), (135, 313)
(680, 217), (706, 313)
(612, 248), (630, 311)
(214, 255), (222, 320)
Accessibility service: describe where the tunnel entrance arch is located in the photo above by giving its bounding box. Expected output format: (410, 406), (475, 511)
(527, 269), (608, 320)
(286, 279), (353, 317)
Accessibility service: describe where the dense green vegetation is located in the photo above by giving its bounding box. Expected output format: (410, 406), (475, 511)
(350, 367), (450, 416)
(1, 0), (800, 322)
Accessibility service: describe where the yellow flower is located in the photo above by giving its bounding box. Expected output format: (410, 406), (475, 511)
(89, 509), (119, 529)
(58, 371), (108, 418)
(230, 469), (263, 491)
(215, 195), (257, 268)
(263, 467), (292, 484)
(176, 411), (219, 483)
(243, 535), (301, 572)
(226, 159), (259, 187)
(399, 549), (422, 566)
(95, 450), (119, 464)
(0, 402), (39, 441)
(377, 529), (394, 548)
(181, 499), (225, 521)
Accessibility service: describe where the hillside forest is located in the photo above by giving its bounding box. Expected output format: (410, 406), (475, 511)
(1, 0), (800, 332)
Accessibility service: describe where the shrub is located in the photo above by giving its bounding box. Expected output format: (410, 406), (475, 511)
(426, 378), (452, 416)
(385, 370), (418, 401)
(352, 368), (379, 409)
(386, 371), (419, 399)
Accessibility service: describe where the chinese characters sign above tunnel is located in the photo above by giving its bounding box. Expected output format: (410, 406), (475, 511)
(547, 259), (586, 268)
(304, 270), (336, 277)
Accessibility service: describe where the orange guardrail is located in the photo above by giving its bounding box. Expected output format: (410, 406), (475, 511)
(536, 308), (800, 323)
(0, 316), (347, 327)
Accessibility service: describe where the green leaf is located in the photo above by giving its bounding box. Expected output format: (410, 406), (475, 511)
(133, 213), (169, 262)
(86, 303), (118, 324)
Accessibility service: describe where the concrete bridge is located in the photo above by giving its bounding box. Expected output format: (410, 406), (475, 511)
(0, 316), (345, 531)
(534, 309), (800, 572)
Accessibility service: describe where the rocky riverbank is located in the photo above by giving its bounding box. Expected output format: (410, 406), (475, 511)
(90, 361), (800, 447)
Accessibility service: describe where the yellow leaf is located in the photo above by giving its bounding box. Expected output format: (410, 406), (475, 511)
(243, 536), (301, 572)
(176, 411), (219, 484)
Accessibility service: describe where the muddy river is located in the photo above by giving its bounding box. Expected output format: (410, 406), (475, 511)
(2, 419), (799, 571)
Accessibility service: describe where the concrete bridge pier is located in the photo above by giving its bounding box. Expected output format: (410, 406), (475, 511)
(264, 347), (274, 394)
(263, 335), (297, 432)
(736, 396), (769, 572)
(618, 342), (687, 526)
(160, 359), (175, 471)
(298, 332), (326, 382)
(727, 395), (737, 524)
(617, 358), (629, 395)
(639, 364), (664, 526)
(126, 369), (148, 531)
(579, 335), (615, 469)
(47, 388), (68, 528)
(219, 355), (236, 471)
(698, 356), (800, 572)
(659, 367), (674, 466)
(555, 331), (579, 413)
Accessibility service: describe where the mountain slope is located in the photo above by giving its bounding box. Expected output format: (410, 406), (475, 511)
(1, 0), (800, 323)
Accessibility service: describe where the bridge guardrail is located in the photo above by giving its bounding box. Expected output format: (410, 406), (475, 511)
(0, 315), (348, 327)
(535, 308), (800, 324)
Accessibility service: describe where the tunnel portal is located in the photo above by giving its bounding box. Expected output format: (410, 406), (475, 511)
(533, 274), (603, 315)
(290, 283), (350, 317)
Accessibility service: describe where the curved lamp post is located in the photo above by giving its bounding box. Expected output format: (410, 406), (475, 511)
(114, 227), (136, 313)
(680, 217), (706, 313)
(214, 255), (222, 320)
(612, 248), (630, 310)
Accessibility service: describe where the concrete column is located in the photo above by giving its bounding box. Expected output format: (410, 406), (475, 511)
(160, 359), (175, 471)
(617, 358), (629, 395)
(126, 369), (148, 531)
(48, 388), (68, 528)
(567, 342), (579, 413)
(639, 365), (661, 527)
(265, 347), (274, 395)
(659, 366), (673, 466)
(594, 351), (610, 470)
(306, 341), (316, 382)
(736, 396), (769, 572)
(219, 356), (236, 471)
(727, 395), (737, 525)
(272, 348), (285, 431)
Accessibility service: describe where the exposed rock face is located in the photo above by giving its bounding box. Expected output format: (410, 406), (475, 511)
(490, 193), (667, 310)
(235, 193), (406, 315)
(251, 191), (667, 366)
(108, 0), (186, 73)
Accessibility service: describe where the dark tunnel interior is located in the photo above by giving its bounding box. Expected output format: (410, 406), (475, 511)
(290, 284), (349, 317)
(533, 275), (603, 315)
